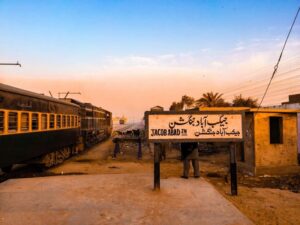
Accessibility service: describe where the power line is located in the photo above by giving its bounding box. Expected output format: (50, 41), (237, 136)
(220, 59), (300, 94)
(223, 74), (300, 97)
(222, 68), (300, 97)
(256, 6), (300, 111)
(225, 82), (300, 101)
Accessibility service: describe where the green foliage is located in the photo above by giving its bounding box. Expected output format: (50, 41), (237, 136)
(169, 92), (257, 110)
(169, 101), (184, 111)
(232, 94), (258, 107)
(196, 92), (230, 107)
(181, 95), (195, 108)
(169, 95), (196, 111)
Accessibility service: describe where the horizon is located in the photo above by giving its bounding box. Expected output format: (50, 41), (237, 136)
(1, 0), (300, 121)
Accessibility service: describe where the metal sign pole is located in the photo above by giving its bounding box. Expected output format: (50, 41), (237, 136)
(145, 111), (244, 191)
(230, 143), (238, 195)
(137, 137), (142, 159)
(154, 143), (161, 190)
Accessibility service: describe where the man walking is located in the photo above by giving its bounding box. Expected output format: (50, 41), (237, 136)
(181, 142), (200, 179)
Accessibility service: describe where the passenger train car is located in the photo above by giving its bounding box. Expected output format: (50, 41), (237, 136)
(0, 83), (112, 172)
(61, 98), (112, 147)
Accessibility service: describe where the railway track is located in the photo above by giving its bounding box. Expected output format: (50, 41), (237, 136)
(0, 124), (144, 183)
(0, 136), (113, 183)
(0, 164), (47, 183)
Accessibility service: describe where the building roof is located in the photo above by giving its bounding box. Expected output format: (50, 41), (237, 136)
(150, 106), (164, 111)
(199, 107), (300, 113)
(0, 83), (79, 108)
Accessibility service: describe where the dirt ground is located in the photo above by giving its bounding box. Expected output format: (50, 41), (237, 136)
(46, 139), (300, 225)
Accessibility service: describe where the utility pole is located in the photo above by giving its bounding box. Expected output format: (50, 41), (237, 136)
(0, 61), (21, 67)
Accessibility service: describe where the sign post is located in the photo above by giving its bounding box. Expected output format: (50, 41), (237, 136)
(154, 143), (161, 190)
(230, 143), (238, 195)
(145, 111), (244, 194)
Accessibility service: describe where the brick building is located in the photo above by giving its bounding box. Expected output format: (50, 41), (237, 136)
(200, 107), (300, 175)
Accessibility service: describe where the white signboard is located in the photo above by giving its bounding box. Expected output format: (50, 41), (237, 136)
(146, 113), (243, 141)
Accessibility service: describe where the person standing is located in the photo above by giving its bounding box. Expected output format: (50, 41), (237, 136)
(181, 142), (200, 179)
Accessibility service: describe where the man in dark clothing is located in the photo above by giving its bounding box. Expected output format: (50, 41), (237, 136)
(181, 142), (200, 179)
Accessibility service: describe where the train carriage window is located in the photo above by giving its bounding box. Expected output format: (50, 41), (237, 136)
(41, 114), (48, 130)
(21, 113), (29, 131)
(75, 116), (78, 127)
(32, 113), (39, 130)
(71, 116), (74, 127)
(56, 115), (61, 128)
(50, 114), (55, 129)
(62, 115), (66, 128)
(0, 111), (4, 133)
(8, 112), (18, 132)
(67, 115), (70, 127)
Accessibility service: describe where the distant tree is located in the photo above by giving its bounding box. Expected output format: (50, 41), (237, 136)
(196, 92), (229, 107)
(232, 94), (258, 107)
(181, 95), (195, 109)
(169, 101), (184, 111)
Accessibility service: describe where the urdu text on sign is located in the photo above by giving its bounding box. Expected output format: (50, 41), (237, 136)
(146, 113), (243, 141)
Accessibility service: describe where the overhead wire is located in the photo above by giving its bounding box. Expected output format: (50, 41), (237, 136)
(222, 68), (300, 98)
(220, 54), (300, 94)
(223, 74), (300, 97)
(221, 65), (300, 98)
(255, 6), (300, 111)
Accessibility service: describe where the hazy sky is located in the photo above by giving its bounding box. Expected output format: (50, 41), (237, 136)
(1, 0), (300, 120)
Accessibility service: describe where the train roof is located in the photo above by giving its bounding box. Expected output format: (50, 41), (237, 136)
(61, 98), (111, 113)
(0, 83), (79, 108)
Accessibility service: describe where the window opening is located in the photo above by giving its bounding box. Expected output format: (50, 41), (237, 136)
(67, 115), (70, 127)
(62, 115), (66, 128)
(71, 116), (74, 127)
(21, 113), (29, 131)
(41, 114), (48, 130)
(75, 116), (78, 127)
(270, 117), (283, 144)
(8, 112), (18, 132)
(32, 113), (39, 130)
(50, 114), (55, 128)
(56, 115), (61, 128)
(0, 111), (4, 133)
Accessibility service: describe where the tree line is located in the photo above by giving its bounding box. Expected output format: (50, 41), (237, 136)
(169, 92), (258, 111)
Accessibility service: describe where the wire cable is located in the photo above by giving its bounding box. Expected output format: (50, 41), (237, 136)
(256, 6), (300, 111)
(222, 68), (300, 97)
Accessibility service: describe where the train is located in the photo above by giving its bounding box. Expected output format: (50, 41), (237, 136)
(0, 83), (112, 172)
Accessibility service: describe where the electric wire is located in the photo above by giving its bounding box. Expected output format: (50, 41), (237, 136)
(222, 67), (300, 97)
(255, 6), (300, 111)
(220, 55), (300, 94)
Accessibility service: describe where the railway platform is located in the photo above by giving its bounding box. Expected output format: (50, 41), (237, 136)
(0, 173), (253, 225)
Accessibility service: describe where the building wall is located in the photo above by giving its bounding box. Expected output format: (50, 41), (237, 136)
(281, 103), (300, 109)
(298, 113), (300, 156)
(238, 113), (255, 175)
(254, 112), (298, 169)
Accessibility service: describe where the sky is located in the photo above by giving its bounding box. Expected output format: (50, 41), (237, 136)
(0, 0), (300, 121)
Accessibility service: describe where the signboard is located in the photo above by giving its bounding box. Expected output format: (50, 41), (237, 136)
(145, 111), (244, 142)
